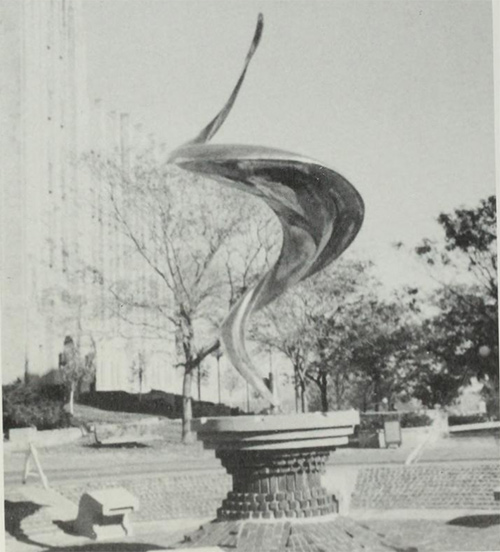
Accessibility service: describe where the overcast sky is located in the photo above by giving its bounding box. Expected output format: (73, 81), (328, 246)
(82, 0), (497, 289)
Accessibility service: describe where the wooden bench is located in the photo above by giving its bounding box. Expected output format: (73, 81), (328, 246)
(93, 418), (164, 446)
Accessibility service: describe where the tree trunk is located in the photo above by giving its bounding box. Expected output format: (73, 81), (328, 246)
(320, 372), (328, 412)
(294, 365), (300, 413)
(197, 365), (201, 401)
(246, 382), (251, 413)
(334, 373), (343, 410)
(182, 368), (194, 443)
(362, 388), (368, 413)
(69, 383), (75, 416)
(300, 380), (307, 413)
(373, 377), (380, 412)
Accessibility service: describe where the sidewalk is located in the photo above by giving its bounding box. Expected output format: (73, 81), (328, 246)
(5, 432), (499, 470)
(4, 434), (499, 551)
(4, 482), (500, 552)
(4, 483), (209, 552)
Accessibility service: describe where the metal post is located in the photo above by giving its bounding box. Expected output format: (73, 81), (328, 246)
(212, 349), (223, 405)
(217, 356), (221, 404)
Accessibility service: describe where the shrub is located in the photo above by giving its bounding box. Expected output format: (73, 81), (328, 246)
(360, 411), (433, 431)
(360, 413), (398, 431)
(399, 412), (433, 428)
(78, 390), (244, 419)
(448, 413), (489, 426)
(2, 380), (71, 434)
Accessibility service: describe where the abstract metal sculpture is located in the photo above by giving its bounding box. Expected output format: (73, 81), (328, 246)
(168, 14), (364, 406)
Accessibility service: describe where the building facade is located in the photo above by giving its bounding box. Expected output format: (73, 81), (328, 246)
(1, 0), (183, 396)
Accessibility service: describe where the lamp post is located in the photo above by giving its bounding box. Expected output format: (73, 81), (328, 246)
(212, 349), (223, 404)
(197, 364), (201, 401)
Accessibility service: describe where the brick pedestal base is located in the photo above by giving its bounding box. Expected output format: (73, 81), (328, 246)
(179, 413), (416, 550)
(216, 449), (338, 520)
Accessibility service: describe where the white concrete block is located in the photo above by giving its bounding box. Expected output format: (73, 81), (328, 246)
(73, 487), (139, 540)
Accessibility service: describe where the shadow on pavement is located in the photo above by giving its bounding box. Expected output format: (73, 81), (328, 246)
(447, 514), (500, 528)
(6, 499), (173, 551)
(83, 443), (150, 450)
(4, 499), (47, 548)
(52, 519), (80, 536)
(358, 522), (419, 552)
(40, 545), (168, 551)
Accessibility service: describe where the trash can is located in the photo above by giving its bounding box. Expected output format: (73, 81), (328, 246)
(383, 419), (402, 448)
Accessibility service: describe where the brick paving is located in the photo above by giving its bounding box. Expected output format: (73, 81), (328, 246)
(367, 518), (500, 552)
(46, 461), (500, 524)
(352, 463), (500, 511)
(54, 471), (232, 521)
(4, 432), (500, 551)
(4, 484), (500, 551)
(179, 517), (413, 551)
(106, 517), (500, 552)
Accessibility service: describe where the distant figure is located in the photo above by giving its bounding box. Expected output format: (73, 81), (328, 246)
(59, 335), (76, 369)
(59, 335), (80, 415)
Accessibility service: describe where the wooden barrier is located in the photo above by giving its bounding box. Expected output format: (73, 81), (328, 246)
(22, 443), (49, 490)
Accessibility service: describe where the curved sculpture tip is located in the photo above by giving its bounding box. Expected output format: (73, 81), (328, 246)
(187, 13), (264, 146)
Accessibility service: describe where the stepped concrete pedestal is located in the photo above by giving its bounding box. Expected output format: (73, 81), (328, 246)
(176, 412), (416, 551)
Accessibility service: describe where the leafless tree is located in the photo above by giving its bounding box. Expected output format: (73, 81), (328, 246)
(59, 334), (96, 415)
(88, 150), (278, 441)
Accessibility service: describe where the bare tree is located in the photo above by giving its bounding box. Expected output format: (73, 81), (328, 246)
(88, 150), (277, 441)
(59, 335), (96, 415)
(129, 350), (148, 401)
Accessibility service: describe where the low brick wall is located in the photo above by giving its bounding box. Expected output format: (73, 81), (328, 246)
(351, 463), (500, 511)
(55, 470), (232, 521)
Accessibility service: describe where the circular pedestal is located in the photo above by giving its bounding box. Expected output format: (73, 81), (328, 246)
(178, 412), (417, 551)
(192, 411), (358, 522)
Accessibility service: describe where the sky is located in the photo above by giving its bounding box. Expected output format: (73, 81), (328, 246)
(81, 0), (497, 289)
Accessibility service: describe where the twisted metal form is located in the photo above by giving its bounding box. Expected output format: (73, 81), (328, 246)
(168, 15), (364, 405)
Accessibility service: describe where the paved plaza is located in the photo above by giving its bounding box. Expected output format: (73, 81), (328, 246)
(3, 433), (500, 551)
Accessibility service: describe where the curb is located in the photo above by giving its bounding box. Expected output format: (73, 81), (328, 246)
(350, 508), (500, 521)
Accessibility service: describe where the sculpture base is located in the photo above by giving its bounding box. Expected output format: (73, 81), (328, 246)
(177, 516), (416, 551)
(192, 411), (359, 522)
(181, 413), (417, 550)
(215, 449), (337, 520)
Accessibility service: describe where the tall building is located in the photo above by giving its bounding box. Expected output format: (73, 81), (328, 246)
(2, 0), (90, 380)
(1, 0), (183, 396)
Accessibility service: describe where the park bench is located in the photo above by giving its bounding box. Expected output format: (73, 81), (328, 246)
(93, 418), (164, 446)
